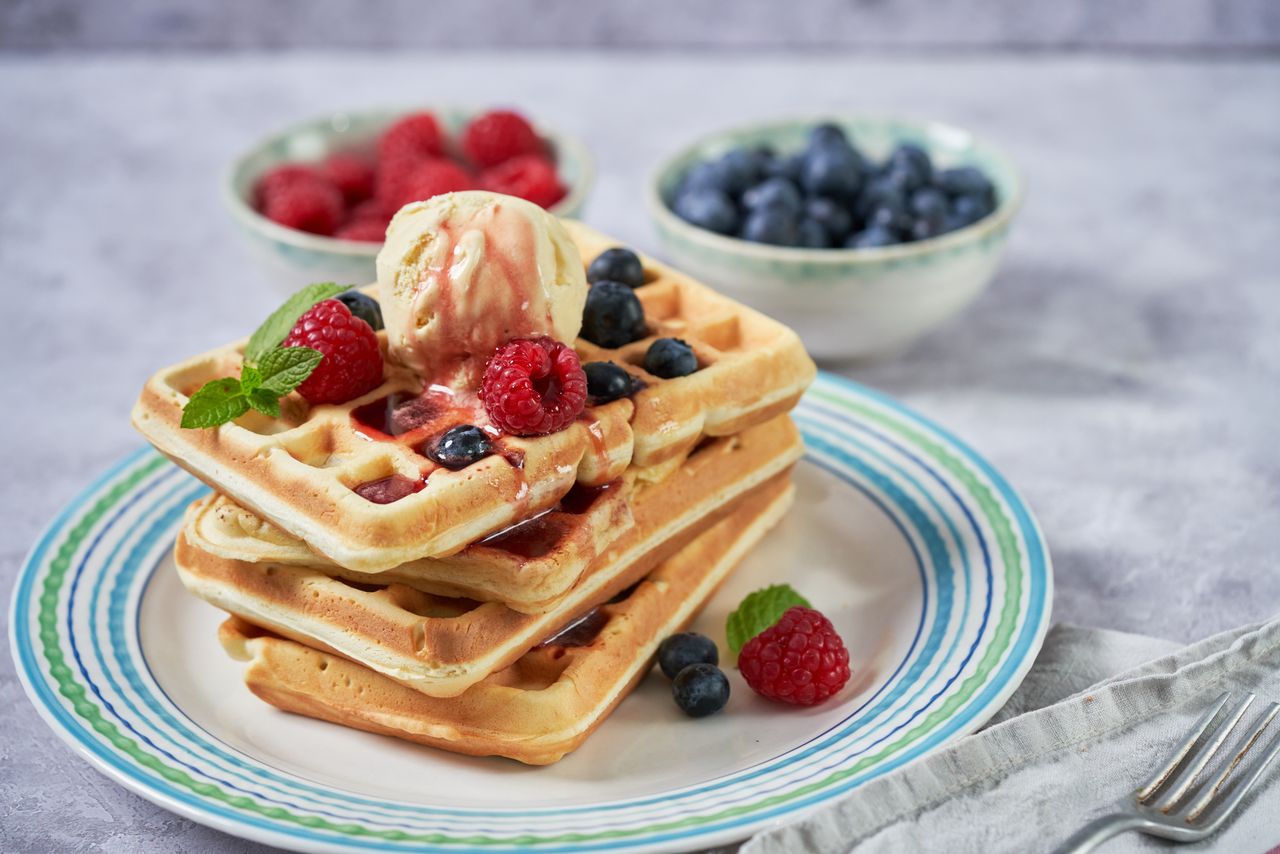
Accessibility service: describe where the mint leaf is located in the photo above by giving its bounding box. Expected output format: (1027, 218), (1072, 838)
(258, 346), (323, 395)
(246, 388), (282, 418)
(726, 584), (812, 659)
(244, 282), (348, 364)
(239, 363), (262, 393)
(180, 378), (249, 428)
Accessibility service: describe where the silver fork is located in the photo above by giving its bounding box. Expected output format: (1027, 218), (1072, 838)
(1053, 691), (1280, 853)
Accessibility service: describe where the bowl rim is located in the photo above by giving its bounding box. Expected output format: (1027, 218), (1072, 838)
(222, 105), (596, 258)
(645, 113), (1025, 264)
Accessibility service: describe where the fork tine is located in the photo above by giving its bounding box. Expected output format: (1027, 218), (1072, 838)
(1137, 692), (1233, 801)
(1153, 693), (1255, 812)
(1185, 701), (1280, 823)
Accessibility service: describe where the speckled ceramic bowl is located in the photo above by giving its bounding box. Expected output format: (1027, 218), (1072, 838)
(225, 107), (594, 294)
(648, 116), (1023, 361)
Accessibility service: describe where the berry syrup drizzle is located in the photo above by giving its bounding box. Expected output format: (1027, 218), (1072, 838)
(477, 481), (615, 559)
(349, 385), (512, 503)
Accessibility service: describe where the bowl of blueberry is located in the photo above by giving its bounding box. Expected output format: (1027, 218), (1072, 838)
(648, 116), (1022, 360)
(225, 106), (593, 294)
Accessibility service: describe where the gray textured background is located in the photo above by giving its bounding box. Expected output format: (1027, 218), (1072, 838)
(3, 0), (1279, 52)
(3, 4), (1280, 851)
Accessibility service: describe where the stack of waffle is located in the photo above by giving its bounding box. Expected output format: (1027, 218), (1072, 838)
(133, 221), (816, 765)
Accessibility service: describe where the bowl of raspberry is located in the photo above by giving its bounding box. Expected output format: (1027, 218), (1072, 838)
(647, 116), (1023, 361)
(225, 107), (593, 294)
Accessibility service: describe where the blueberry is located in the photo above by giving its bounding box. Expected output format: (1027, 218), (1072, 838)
(763, 152), (804, 184)
(644, 337), (698, 379)
(808, 122), (850, 151)
(428, 425), (492, 469)
(657, 632), (719, 679)
(886, 143), (933, 189)
(588, 247), (645, 289)
(859, 184), (911, 233)
(866, 203), (910, 234)
(801, 144), (865, 200)
(949, 193), (992, 227)
(855, 176), (906, 220)
(337, 291), (384, 332)
(803, 197), (853, 242)
(582, 281), (647, 349)
(672, 663), (730, 718)
(673, 188), (738, 236)
(908, 213), (946, 242)
(742, 178), (802, 216)
(717, 149), (764, 196)
(679, 161), (727, 195)
(796, 218), (829, 248)
(741, 207), (798, 246)
(935, 166), (995, 201)
(846, 226), (899, 249)
(584, 361), (635, 404)
(910, 187), (948, 220)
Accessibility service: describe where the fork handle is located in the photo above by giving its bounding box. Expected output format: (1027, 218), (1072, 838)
(1052, 813), (1154, 853)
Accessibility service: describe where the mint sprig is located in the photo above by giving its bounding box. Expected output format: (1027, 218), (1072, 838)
(180, 282), (350, 429)
(180, 346), (322, 428)
(244, 282), (347, 364)
(726, 584), (812, 660)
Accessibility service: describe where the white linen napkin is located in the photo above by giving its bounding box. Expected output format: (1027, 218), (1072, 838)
(737, 617), (1280, 853)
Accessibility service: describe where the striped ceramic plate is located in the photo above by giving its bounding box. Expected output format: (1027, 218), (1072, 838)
(10, 373), (1051, 852)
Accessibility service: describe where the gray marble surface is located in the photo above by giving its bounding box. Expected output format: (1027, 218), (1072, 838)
(2, 52), (1278, 852)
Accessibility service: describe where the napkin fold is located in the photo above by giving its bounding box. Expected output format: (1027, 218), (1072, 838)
(741, 617), (1280, 854)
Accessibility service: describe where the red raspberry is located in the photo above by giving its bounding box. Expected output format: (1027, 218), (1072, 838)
(739, 607), (851, 706)
(346, 198), (392, 225)
(374, 153), (419, 209)
(479, 154), (565, 209)
(321, 153), (375, 205)
(462, 110), (542, 168)
(381, 158), (472, 211)
(377, 112), (445, 163)
(333, 219), (387, 243)
(481, 337), (587, 436)
(260, 180), (343, 236)
(281, 299), (384, 405)
(254, 164), (320, 207)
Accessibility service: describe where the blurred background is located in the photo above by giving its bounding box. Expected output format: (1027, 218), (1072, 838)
(4, 0), (1277, 51)
(2, 4), (1279, 848)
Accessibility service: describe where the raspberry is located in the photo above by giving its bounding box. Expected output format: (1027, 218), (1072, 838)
(260, 180), (343, 236)
(481, 337), (586, 436)
(321, 153), (375, 205)
(346, 198), (392, 226)
(462, 110), (542, 168)
(479, 154), (565, 209)
(738, 607), (851, 706)
(382, 158), (472, 211)
(254, 164), (320, 207)
(377, 112), (445, 163)
(281, 299), (384, 405)
(333, 218), (387, 243)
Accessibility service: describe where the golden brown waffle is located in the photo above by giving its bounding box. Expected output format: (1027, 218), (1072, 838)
(218, 474), (794, 765)
(565, 221), (815, 468)
(183, 479), (633, 613)
(178, 416), (801, 698)
(133, 221), (814, 572)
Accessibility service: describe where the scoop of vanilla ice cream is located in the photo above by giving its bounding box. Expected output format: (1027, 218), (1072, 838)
(376, 191), (588, 388)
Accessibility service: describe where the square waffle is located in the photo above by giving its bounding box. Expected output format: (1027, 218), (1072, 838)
(177, 416), (801, 698)
(183, 478), (633, 613)
(133, 221), (814, 573)
(217, 473), (795, 765)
